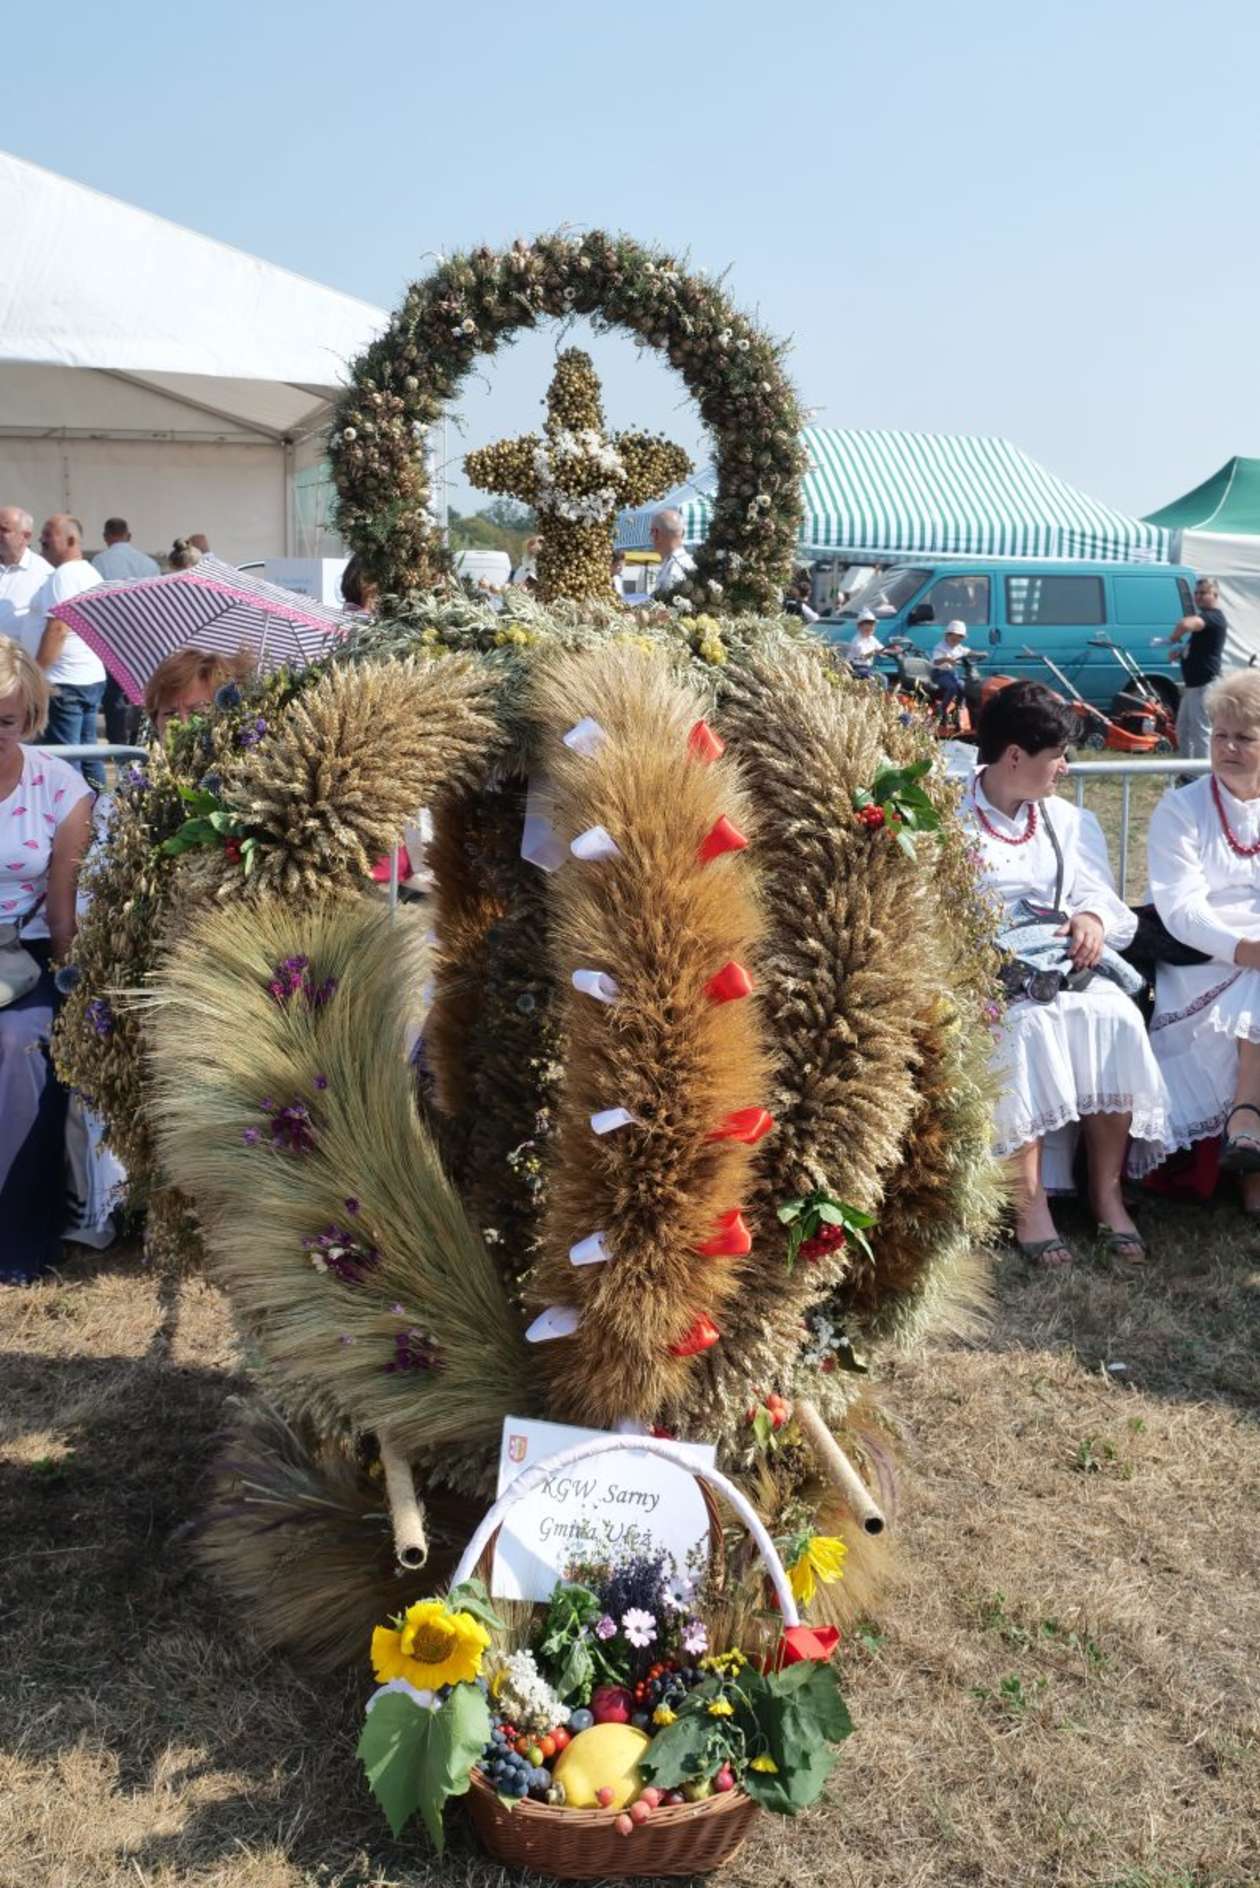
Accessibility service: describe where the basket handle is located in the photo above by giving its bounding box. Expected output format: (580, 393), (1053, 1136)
(450, 1434), (801, 1629)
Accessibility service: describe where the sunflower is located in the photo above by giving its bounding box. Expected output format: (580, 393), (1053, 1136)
(370, 1599), (491, 1689)
(787, 1535), (847, 1607)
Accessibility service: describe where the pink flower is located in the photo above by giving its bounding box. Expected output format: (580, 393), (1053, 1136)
(595, 1615), (617, 1641)
(682, 1618), (708, 1657)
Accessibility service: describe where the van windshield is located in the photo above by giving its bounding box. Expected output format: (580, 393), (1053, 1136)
(835, 567), (930, 620)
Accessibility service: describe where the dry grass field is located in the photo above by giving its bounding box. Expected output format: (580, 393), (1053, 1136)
(2, 1196), (1257, 1888)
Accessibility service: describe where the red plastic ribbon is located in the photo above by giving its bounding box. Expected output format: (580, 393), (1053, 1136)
(770, 1625), (841, 1668)
(706, 1107), (774, 1145)
(687, 719), (726, 764)
(696, 1210), (752, 1258)
(697, 815), (748, 864)
(705, 961), (753, 1004)
(669, 1313), (721, 1357)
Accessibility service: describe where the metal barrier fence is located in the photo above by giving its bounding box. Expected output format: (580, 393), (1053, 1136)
(35, 743), (148, 763)
(1066, 758), (1209, 901)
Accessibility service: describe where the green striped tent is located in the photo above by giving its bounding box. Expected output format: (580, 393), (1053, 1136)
(616, 428), (1169, 564)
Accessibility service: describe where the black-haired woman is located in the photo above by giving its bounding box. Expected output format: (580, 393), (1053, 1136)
(965, 683), (1169, 1267)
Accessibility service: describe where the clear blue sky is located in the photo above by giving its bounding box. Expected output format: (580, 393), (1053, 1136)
(13, 0), (1260, 517)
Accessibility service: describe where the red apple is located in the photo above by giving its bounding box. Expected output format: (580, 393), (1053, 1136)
(591, 1684), (635, 1725)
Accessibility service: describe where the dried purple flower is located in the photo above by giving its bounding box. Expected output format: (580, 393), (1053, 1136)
(345, 1197), (361, 1216)
(313, 1073), (329, 1091)
(303, 1223), (380, 1285)
(384, 1327), (442, 1373)
(86, 997), (113, 1039)
(269, 1100), (316, 1154)
(236, 714), (269, 750)
(242, 1126), (261, 1146)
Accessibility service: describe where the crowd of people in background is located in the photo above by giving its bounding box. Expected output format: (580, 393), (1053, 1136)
(0, 510), (215, 770)
(0, 499), (1254, 1286)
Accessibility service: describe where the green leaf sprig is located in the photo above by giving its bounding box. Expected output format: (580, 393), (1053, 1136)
(777, 1188), (876, 1274)
(640, 1661), (853, 1813)
(852, 757), (942, 860)
(160, 783), (259, 872)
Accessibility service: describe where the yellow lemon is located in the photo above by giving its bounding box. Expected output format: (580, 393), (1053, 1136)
(551, 1723), (650, 1811)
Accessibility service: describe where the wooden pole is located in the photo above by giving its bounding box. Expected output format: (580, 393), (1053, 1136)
(795, 1399), (886, 1536)
(379, 1439), (429, 1569)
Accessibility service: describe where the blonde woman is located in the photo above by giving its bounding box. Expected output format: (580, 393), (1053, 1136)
(1146, 667), (1260, 1206)
(0, 636), (94, 1281)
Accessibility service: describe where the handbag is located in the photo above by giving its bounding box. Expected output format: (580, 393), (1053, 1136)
(0, 896), (46, 1008)
(995, 806), (1096, 1002)
(1122, 904), (1212, 977)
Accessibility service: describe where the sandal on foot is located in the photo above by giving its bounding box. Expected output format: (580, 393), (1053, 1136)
(1017, 1236), (1074, 1269)
(1221, 1103), (1260, 1174)
(1096, 1226), (1147, 1264)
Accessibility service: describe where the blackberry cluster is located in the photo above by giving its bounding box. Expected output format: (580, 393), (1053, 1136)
(480, 1721), (552, 1801)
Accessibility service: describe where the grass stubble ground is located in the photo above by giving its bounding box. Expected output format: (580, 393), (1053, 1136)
(1, 1192), (1256, 1888)
(0, 757), (1252, 1888)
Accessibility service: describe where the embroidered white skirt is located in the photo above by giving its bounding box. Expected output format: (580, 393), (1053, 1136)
(991, 980), (1170, 1166)
(1136, 961), (1260, 1172)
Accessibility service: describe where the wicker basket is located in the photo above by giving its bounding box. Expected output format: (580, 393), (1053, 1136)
(465, 1770), (759, 1878)
(448, 1434), (803, 1880)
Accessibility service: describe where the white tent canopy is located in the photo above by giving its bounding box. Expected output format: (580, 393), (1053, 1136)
(0, 151), (385, 564)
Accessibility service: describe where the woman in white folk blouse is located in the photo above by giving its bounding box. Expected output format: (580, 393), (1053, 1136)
(1145, 668), (1260, 1209)
(964, 682), (1169, 1267)
(0, 636), (94, 1282)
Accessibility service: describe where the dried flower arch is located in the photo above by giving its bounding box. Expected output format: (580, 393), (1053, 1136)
(330, 231), (808, 614)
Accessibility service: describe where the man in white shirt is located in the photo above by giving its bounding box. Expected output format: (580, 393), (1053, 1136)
(650, 508), (696, 596)
(93, 518), (158, 745)
(93, 516), (160, 584)
(0, 506), (53, 649)
(31, 514), (107, 787)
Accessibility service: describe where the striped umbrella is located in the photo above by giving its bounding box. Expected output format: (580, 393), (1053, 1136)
(52, 556), (350, 703)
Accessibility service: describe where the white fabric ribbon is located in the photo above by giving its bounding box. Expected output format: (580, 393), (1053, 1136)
(570, 825), (621, 862)
(525, 1304), (582, 1343)
(569, 1230), (610, 1266)
(590, 1106), (639, 1135)
(571, 968), (619, 1003)
(562, 717), (608, 758)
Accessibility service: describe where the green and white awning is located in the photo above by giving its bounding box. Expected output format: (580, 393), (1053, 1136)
(616, 428), (1169, 564)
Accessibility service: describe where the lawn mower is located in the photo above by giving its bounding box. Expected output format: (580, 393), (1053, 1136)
(1017, 646), (1166, 754)
(1087, 632), (1178, 751)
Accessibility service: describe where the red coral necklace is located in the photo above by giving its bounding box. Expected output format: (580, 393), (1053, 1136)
(1211, 775), (1260, 857)
(972, 772), (1038, 847)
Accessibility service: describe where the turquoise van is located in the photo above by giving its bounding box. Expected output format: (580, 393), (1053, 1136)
(822, 560), (1198, 713)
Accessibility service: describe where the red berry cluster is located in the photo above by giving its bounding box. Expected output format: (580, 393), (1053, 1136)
(633, 1660), (676, 1706)
(798, 1222), (847, 1263)
(856, 804), (886, 830)
(746, 1390), (791, 1429)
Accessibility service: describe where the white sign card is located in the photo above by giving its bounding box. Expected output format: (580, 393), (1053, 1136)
(491, 1416), (717, 1603)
